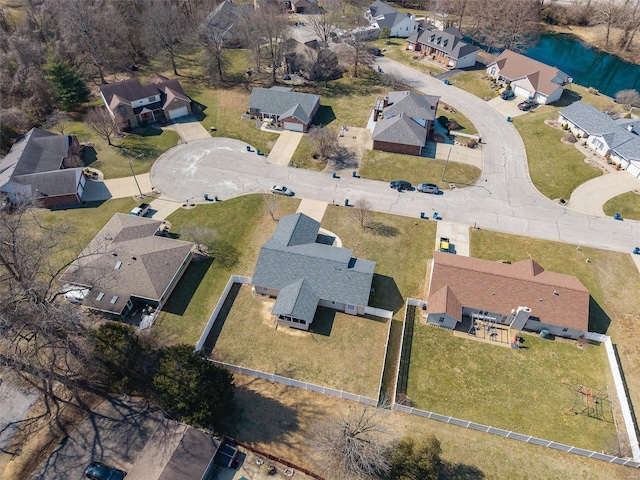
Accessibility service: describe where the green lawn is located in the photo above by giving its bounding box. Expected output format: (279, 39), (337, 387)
(289, 134), (327, 171)
(61, 122), (179, 179)
(210, 285), (389, 398)
(439, 102), (477, 135)
(603, 191), (640, 220)
(152, 195), (300, 345)
(448, 70), (499, 100)
(359, 150), (481, 188)
(406, 317), (615, 451)
(511, 107), (602, 200)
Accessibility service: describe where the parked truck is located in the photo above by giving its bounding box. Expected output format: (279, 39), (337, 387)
(439, 237), (451, 253)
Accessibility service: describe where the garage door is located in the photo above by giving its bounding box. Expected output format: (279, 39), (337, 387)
(168, 106), (188, 120)
(514, 85), (531, 99)
(283, 122), (304, 132)
(627, 162), (640, 178)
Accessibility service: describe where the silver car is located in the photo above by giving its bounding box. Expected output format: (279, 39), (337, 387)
(271, 185), (294, 196)
(417, 183), (439, 194)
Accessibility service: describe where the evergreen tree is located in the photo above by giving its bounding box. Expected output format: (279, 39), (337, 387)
(44, 57), (90, 111)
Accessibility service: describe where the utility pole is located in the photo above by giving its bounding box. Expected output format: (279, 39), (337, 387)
(128, 153), (144, 198)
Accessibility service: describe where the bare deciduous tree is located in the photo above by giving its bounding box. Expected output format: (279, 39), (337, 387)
(86, 108), (120, 146)
(263, 193), (280, 221)
(307, 0), (340, 48)
(597, 0), (626, 49)
(309, 402), (391, 479)
(309, 125), (339, 160)
(251, 1), (289, 84)
(199, 10), (230, 82)
(352, 198), (374, 229)
(615, 89), (640, 110)
(142, 0), (187, 76)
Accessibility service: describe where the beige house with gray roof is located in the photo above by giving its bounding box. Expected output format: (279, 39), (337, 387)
(60, 213), (195, 318)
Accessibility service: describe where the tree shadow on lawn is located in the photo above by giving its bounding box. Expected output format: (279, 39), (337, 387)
(200, 281), (241, 356)
(227, 377), (305, 444)
(442, 461), (486, 479)
(366, 222), (399, 237)
(162, 257), (214, 317)
(369, 274), (404, 313)
(588, 296), (611, 334)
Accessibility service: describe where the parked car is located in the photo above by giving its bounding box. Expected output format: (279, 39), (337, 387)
(368, 47), (383, 57)
(271, 185), (294, 196)
(439, 237), (452, 253)
(417, 183), (440, 194)
(500, 89), (515, 100)
(129, 203), (150, 217)
(84, 462), (126, 480)
(518, 100), (538, 111)
(390, 180), (412, 190)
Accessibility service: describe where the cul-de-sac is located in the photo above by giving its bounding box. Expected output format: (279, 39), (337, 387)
(2, 1), (640, 479)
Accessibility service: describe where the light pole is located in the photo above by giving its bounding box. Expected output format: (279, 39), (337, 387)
(128, 153), (144, 198)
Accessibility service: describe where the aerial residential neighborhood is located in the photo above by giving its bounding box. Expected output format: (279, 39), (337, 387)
(1, 1), (640, 480)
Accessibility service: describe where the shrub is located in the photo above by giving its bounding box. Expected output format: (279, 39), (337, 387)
(437, 115), (449, 128)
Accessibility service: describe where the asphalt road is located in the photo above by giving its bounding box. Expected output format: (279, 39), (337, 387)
(150, 58), (640, 254)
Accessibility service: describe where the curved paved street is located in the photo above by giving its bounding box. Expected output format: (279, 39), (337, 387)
(151, 58), (640, 254)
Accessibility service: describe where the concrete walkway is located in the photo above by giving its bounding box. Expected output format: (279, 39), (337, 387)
(568, 171), (640, 216)
(267, 130), (304, 166)
(148, 197), (184, 220)
(435, 221), (470, 256)
(296, 198), (328, 222)
(82, 174), (153, 202)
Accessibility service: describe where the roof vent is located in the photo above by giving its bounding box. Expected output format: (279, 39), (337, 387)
(115, 261), (122, 270)
(112, 252), (117, 256)
(553, 290), (559, 296)
(110, 295), (119, 304)
(96, 292), (105, 301)
(131, 256), (137, 261)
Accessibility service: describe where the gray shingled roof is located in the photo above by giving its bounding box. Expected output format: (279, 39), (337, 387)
(271, 278), (319, 322)
(558, 101), (615, 136)
(60, 213), (195, 315)
(0, 128), (82, 199)
(368, 0), (398, 17)
(100, 76), (190, 110)
(372, 112), (427, 146)
(248, 87), (320, 125)
(253, 213), (375, 317)
(385, 91), (439, 121)
(409, 26), (479, 60)
(560, 101), (640, 162)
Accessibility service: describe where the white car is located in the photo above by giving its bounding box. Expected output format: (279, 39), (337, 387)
(271, 185), (293, 196)
(130, 203), (151, 216)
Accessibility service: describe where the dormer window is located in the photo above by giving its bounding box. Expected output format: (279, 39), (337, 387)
(443, 39), (448, 47)
(118, 106), (127, 115)
(436, 37), (441, 44)
(429, 34), (435, 42)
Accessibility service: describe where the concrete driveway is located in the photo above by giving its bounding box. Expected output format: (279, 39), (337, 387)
(486, 96), (527, 119)
(568, 171), (640, 216)
(0, 378), (39, 451)
(31, 398), (163, 480)
(165, 116), (211, 143)
(267, 130), (303, 166)
(435, 221), (471, 256)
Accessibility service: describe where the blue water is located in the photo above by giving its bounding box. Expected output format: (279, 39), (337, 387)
(524, 33), (640, 98)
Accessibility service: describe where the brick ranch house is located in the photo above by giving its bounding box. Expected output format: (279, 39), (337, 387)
(247, 86), (320, 132)
(252, 213), (375, 331)
(370, 90), (440, 155)
(426, 251), (590, 340)
(0, 128), (86, 208)
(99, 74), (192, 129)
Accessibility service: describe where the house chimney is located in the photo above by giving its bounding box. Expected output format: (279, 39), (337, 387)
(628, 124), (636, 134)
(383, 96), (389, 108)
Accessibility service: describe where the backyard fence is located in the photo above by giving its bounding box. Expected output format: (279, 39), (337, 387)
(391, 403), (640, 468)
(376, 307), (395, 402)
(394, 298), (640, 468)
(210, 360), (378, 406)
(364, 306), (393, 319)
(195, 275), (252, 352)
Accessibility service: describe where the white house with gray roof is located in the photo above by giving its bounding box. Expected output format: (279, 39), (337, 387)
(558, 101), (640, 178)
(365, 0), (418, 38)
(247, 86), (320, 132)
(252, 213), (375, 330)
(406, 25), (479, 69)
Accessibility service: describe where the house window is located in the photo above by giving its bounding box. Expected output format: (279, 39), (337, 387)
(300, 319), (306, 325)
(118, 106), (127, 115)
(490, 67), (496, 75)
(429, 34), (435, 42)
(292, 318), (299, 323)
(148, 96), (155, 102)
(443, 39), (448, 47)
(438, 317), (444, 323)
(96, 292), (105, 301)
(347, 304), (355, 310)
(592, 139), (603, 150)
(110, 295), (119, 304)
(562, 328), (568, 332)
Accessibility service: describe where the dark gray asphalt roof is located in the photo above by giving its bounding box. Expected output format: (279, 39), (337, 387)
(410, 26), (479, 59)
(385, 91), (439, 121)
(248, 87), (320, 124)
(271, 278), (319, 322)
(15, 168), (82, 197)
(100, 78), (160, 106)
(206, 0), (253, 42)
(253, 213), (375, 311)
(372, 112), (427, 146)
(368, 0), (398, 17)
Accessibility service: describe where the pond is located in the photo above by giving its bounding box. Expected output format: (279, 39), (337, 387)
(525, 33), (640, 98)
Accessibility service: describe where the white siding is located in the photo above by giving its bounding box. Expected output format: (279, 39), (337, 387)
(168, 106), (188, 120)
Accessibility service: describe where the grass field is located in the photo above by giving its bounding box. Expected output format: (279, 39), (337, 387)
(512, 106), (602, 200)
(603, 191), (640, 220)
(57, 122), (179, 179)
(359, 150), (481, 188)
(289, 135), (327, 171)
(439, 102), (478, 135)
(210, 285), (389, 398)
(448, 70), (499, 100)
(405, 315), (614, 451)
(152, 195), (300, 345)
(371, 38), (446, 76)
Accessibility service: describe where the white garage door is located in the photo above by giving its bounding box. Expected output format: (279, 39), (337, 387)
(627, 162), (640, 178)
(283, 122), (304, 132)
(168, 106), (188, 120)
(514, 85), (531, 99)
